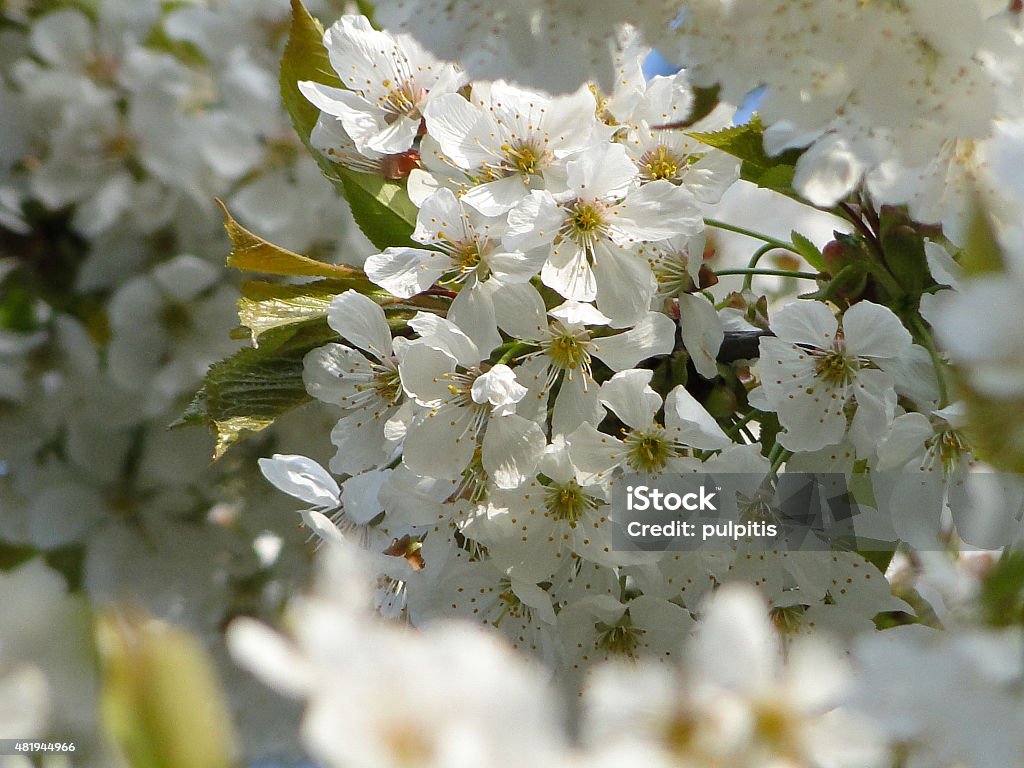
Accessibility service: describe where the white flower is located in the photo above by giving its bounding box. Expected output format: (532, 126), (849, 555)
(229, 544), (568, 768)
(567, 368), (731, 482)
(494, 284), (677, 436)
(365, 188), (544, 352)
(504, 142), (702, 325)
(303, 291), (409, 476)
(423, 81), (602, 215)
(299, 15), (464, 156)
(640, 233), (725, 380)
(755, 300), (911, 454)
(614, 72), (740, 204)
(398, 313), (545, 490)
(581, 585), (887, 768)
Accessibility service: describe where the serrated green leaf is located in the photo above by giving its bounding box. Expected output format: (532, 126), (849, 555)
(694, 116), (806, 202)
(690, 116), (774, 167)
(790, 230), (825, 271)
(743, 162), (797, 196)
(279, 0), (417, 249)
(176, 322), (337, 458)
(218, 199), (364, 279)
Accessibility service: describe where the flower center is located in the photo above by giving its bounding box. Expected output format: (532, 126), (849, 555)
(377, 78), (424, 122)
(544, 479), (598, 523)
(542, 324), (592, 379)
(352, 363), (403, 406)
(813, 349), (857, 387)
(502, 140), (546, 176)
(640, 145), (682, 182)
(439, 367), (486, 409)
(926, 427), (968, 474)
(595, 614), (645, 657)
(624, 427), (678, 473)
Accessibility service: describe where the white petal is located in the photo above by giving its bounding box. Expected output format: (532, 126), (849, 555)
(407, 312), (480, 368)
(566, 143), (636, 199)
(876, 412), (934, 470)
(398, 342), (457, 405)
(258, 454), (339, 508)
(692, 585), (777, 691)
(303, 343), (375, 407)
(841, 301), (912, 359)
(329, 411), (398, 476)
(599, 369), (661, 430)
(542, 241), (597, 303)
(591, 312), (675, 372)
(366, 116), (420, 154)
(665, 385), (731, 450)
(793, 133), (865, 207)
(227, 617), (312, 699)
(364, 247), (448, 298)
(300, 509), (346, 546)
(678, 293), (724, 380)
(340, 470), (389, 525)
(612, 181), (703, 242)
(771, 300), (838, 348)
(471, 364), (527, 408)
(327, 290), (393, 359)
(483, 414), (545, 489)
(551, 374), (604, 438)
(402, 406), (478, 480)
(492, 282), (548, 340)
(448, 283), (502, 356)
(567, 423), (625, 482)
(504, 190), (564, 251)
(548, 300), (611, 327)
(413, 187), (472, 244)
(298, 81), (383, 153)
(593, 243), (656, 327)
(423, 92), (493, 169)
(463, 175), (531, 216)
(849, 368), (897, 457)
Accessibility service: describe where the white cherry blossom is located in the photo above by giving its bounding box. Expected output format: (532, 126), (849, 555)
(299, 15), (463, 157)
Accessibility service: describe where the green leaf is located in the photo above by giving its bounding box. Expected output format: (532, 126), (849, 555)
(789, 230), (826, 271)
(279, 0), (417, 249)
(744, 162), (797, 197)
(175, 322), (336, 459)
(218, 199), (365, 279)
(238, 278), (383, 344)
(692, 116), (805, 200)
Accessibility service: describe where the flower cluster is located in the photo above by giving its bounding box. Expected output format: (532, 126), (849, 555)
(257, 14), (979, 694)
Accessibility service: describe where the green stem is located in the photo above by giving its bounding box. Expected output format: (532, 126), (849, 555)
(725, 409), (759, 440)
(911, 315), (950, 408)
(495, 341), (535, 366)
(743, 243), (780, 291)
(766, 442), (792, 476)
(704, 218), (798, 253)
(716, 268), (820, 280)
